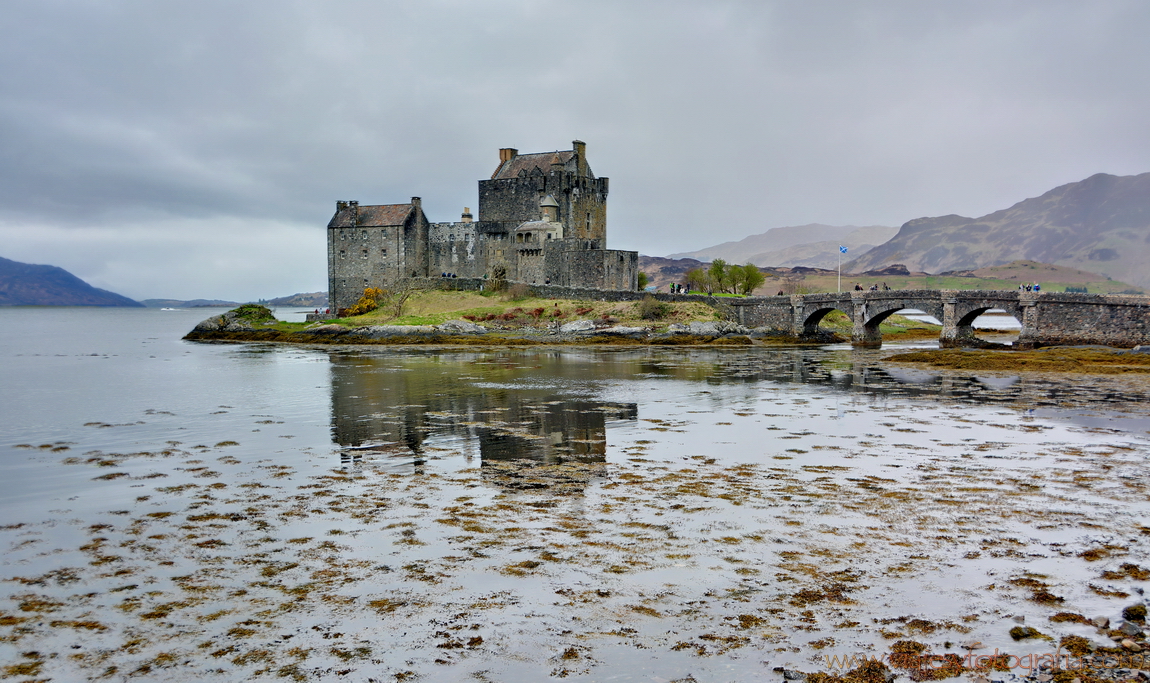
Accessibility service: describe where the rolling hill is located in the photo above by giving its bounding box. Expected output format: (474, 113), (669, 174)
(0, 256), (142, 306)
(668, 224), (897, 267)
(845, 172), (1150, 287)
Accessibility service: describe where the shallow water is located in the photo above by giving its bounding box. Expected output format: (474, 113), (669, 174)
(1, 308), (1148, 682)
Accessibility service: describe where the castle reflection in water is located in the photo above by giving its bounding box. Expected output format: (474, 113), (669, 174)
(327, 351), (638, 471)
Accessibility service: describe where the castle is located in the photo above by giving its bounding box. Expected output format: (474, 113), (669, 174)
(326, 140), (639, 311)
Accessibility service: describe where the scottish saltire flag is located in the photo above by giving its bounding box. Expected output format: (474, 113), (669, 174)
(839, 245), (848, 254)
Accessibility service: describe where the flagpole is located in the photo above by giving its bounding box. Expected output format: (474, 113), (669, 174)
(838, 247), (841, 293)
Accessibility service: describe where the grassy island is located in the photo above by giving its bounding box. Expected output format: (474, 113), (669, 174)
(184, 290), (943, 347)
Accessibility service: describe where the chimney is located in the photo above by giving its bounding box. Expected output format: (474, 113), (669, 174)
(461, 207), (473, 223)
(499, 148), (518, 163)
(411, 197), (421, 210)
(572, 140), (587, 176)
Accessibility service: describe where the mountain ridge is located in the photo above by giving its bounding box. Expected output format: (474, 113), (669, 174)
(845, 172), (1150, 287)
(0, 256), (142, 307)
(668, 224), (897, 266)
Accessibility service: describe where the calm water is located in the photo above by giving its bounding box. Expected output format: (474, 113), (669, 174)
(1, 307), (1148, 682)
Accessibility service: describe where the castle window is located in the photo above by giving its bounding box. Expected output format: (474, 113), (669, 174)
(339, 250), (346, 259)
(362, 249), (368, 258)
(381, 248), (387, 258)
(361, 230), (367, 240)
(586, 212), (591, 231)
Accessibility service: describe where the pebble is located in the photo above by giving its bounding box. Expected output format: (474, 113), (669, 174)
(1093, 616), (1111, 629)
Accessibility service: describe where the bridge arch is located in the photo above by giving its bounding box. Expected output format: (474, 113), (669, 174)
(853, 296), (946, 348)
(942, 295), (1024, 348)
(801, 305), (851, 338)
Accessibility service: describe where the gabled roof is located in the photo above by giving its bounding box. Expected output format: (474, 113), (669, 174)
(327, 204), (414, 228)
(491, 150), (587, 180)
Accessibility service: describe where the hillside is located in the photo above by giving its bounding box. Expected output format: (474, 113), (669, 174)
(142, 292), (327, 309)
(143, 298), (239, 308)
(0, 256), (142, 306)
(845, 172), (1150, 287)
(668, 224), (897, 267)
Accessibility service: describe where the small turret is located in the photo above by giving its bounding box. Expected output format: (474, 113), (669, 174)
(461, 207), (473, 223)
(540, 195), (559, 223)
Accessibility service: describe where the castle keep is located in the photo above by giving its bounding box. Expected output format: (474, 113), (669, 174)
(327, 140), (638, 311)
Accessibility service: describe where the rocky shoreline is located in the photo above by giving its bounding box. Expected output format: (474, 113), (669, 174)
(184, 308), (842, 346)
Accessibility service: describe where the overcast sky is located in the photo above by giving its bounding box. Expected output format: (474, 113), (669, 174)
(1, 0), (1148, 301)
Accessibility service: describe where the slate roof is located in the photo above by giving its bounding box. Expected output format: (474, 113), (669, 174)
(491, 150), (587, 180)
(327, 204), (414, 228)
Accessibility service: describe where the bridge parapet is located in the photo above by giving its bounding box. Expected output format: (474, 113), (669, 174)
(727, 289), (1150, 349)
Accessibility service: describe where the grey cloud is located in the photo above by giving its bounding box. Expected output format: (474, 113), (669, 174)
(1, 0), (1148, 299)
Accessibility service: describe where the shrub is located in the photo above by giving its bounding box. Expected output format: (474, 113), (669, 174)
(636, 295), (672, 320)
(504, 283), (531, 301)
(637, 271), (649, 290)
(574, 307), (594, 316)
(345, 287), (386, 316)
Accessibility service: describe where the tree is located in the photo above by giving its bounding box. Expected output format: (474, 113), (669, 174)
(734, 263), (766, 295)
(708, 259), (731, 294)
(685, 268), (713, 294)
(637, 271), (649, 291)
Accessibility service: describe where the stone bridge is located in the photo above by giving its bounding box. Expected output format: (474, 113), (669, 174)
(724, 289), (1150, 348)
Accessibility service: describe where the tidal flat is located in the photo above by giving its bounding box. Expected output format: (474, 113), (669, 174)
(2, 310), (1149, 682)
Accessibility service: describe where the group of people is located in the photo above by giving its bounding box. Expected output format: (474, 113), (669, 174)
(668, 283), (685, 294)
(1019, 283), (1041, 291)
(853, 282), (892, 291)
(440, 272), (460, 278)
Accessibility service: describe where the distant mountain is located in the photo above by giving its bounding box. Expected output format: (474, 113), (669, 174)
(638, 255), (707, 290)
(845, 172), (1150, 287)
(268, 292), (328, 307)
(667, 224), (897, 267)
(142, 292), (328, 309)
(142, 298), (239, 308)
(0, 256), (142, 307)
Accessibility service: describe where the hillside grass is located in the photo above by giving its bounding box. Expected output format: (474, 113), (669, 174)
(328, 290), (723, 330)
(316, 291), (940, 338)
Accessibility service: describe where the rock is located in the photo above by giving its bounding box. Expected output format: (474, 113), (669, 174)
(559, 320), (596, 333)
(1120, 621), (1145, 637)
(437, 319), (486, 334)
(1093, 616), (1110, 629)
(781, 670), (807, 681)
(1132, 345), (1150, 353)
(302, 324), (348, 336)
(666, 323), (690, 334)
(223, 320), (254, 332)
(1011, 615), (1026, 623)
(1122, 639), (1143, 652)
(354, 325), (438, 338)
(596, 326), (647, 337)
(687, 321), (749, 336)
(192, 316), (225, 332)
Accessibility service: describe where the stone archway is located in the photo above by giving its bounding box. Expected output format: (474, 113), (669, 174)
(802, 306), (851, 339)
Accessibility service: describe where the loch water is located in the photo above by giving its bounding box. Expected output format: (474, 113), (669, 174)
(1, 307), (1149, 682)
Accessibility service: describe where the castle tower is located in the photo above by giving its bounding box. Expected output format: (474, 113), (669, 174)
(478, 140), (608, 242)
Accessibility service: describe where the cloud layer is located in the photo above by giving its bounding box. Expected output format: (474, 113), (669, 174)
(2, 0), (1147, 300)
